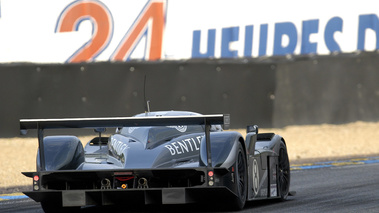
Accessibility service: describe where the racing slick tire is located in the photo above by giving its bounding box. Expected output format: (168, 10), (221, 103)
(230, 142), (247, 210)
(278, 141), (290, 200)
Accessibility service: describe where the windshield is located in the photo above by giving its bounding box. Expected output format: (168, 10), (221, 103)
(120, 125), (204, 147)
(118, 111), (223, 148)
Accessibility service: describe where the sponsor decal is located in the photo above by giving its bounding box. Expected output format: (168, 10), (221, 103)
(128, 127), (139, 134)
(165, 135), (203, 155)
(109, 137), (129, 156)
(167, 125), (187, 132)
(252, 159), (259, 194)
(270, 184), (277, 197)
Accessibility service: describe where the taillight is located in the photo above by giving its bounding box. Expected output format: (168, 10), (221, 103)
(208, 170), (214, 186)
(33, 175), (40, 191)
(114, 174), (135, 189)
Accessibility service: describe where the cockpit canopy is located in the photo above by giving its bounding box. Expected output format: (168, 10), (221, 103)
(118, 111), (222, 148)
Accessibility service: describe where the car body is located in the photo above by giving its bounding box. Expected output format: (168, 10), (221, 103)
(20, 111), (292, 212)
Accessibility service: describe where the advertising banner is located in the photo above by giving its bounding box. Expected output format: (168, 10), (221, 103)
(0, 0), (379, 63)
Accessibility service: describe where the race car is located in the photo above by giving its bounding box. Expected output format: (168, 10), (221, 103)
(20, 111), (293, 212)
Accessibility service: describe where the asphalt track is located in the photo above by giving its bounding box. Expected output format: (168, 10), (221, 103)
(1, 156), (379, 212)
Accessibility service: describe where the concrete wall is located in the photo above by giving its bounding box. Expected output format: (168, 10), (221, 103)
(0, 60), (276, 137)
(273, 52), (379, 126)
(1, 52), (379, 137)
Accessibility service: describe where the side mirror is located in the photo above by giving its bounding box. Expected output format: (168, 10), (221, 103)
(94, 127), (106, 133)
(20, 129), (28, 135)
(246, 125), (258, 134)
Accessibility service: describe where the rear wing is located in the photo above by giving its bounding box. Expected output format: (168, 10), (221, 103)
(20, 114), (230, 131)
(20, 114), (230, 171)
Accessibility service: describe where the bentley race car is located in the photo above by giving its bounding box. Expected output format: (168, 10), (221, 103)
(20, 111), (293, 212)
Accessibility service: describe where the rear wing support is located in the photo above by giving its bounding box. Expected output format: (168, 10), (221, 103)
(20, 114), (230, 171)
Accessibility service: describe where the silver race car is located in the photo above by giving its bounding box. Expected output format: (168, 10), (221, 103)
(20, 111), (293, 212)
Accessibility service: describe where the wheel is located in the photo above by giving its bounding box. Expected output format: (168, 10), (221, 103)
(231, 142), (247, 210)
(278, 141), (290, 200)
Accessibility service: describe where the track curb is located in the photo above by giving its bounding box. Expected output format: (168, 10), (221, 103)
(290, 156), (379, 170)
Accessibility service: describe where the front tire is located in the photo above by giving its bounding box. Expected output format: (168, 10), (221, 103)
(278, 141), (290, 200)
(231, 142), (247, 210)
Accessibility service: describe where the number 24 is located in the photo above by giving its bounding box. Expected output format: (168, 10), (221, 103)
(55, 0), (165, 63)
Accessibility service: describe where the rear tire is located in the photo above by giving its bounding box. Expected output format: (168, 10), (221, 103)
(278, 141), (290, 200)
(231, 142), (247, 210)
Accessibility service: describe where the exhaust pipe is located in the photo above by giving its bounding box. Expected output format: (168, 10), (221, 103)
(138, 177), (148, 188)
(101, 178), (111, 189)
